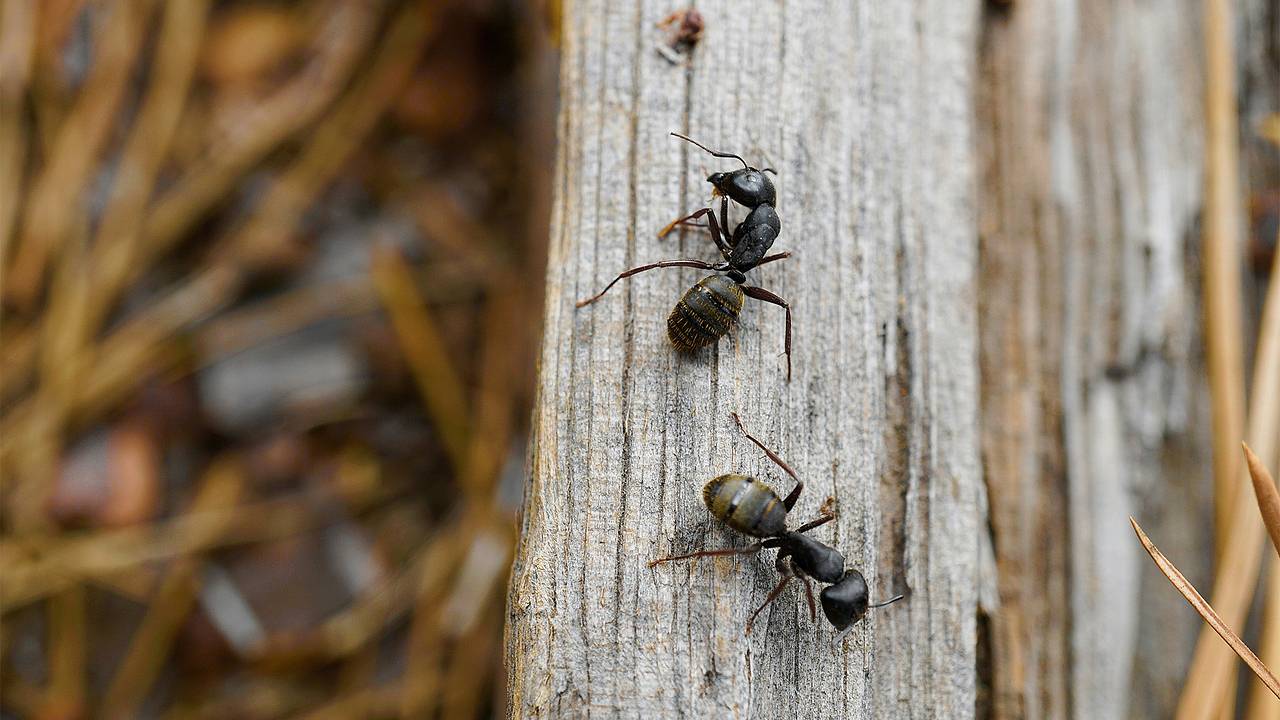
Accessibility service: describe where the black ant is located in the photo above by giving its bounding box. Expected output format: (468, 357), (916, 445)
(650, 412), (904, 634)
(576, 133), (793, 380)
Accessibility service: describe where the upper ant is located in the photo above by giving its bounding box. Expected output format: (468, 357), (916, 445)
(650, 412), (904, 634)
(576, 132), (793, 380)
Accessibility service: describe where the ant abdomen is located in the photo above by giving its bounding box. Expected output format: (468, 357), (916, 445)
(667, 274), (743, 351)
(702, 473), (788, 538)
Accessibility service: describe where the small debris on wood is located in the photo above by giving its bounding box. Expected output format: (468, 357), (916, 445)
(656, 7), (704, 66)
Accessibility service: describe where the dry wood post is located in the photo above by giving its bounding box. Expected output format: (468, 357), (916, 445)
(976, 3), (1210, 720)
(507, 0), (1234, 717)
(506, 1), (981, 717)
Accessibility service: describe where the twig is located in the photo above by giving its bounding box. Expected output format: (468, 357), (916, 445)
(6, 0), (152, 309)
(119, 0), (379, 308)
(217, 0), (434, 269)
(441, 594), (503, 719)
(250, 529), (462, 667)
(196, 277), (379, 362)
(0, 671), (43, 718)
(1132, 517), (1280, 701)
(43, 584), (87, 718)
(0, 0), (35, 278)
(0, 2), (380, 418)
(399, 531), (466, 717)
(0, 479), (397, 610)
(101, 457), (244, 716)
(72, 0), (210, 349)
(301, 684), (403, 720)
(0, 322), (35, 402)
(371, 246), (471, 471)
(458, 290), (523, 500)
(0, 265), (241, 472)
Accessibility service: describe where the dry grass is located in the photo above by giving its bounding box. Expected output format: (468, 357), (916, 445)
(1132, 443), (1280, 709)
(0, 1), (554, 717)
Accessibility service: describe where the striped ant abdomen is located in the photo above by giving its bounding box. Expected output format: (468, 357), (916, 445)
(702, 473), (787, 538)
(667, 274), (743, 351)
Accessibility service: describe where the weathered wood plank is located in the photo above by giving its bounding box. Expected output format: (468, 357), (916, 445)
(506, 1), (981, 717)
(975, 2), (1211, 719)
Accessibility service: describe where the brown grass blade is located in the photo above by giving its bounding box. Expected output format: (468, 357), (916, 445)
(1186, 220), (1280, 718)
(101, 457), (244, 717)
(0, 0), (35, 273)
(6, 0), (152, 309)
(1131, 517), (1280, 702)
(76, 0), (210, 347)
(1246, 443), (1280, 560)
(1242, 236), (1280, 720)
(371, 246), (470, 471)
(1201, 0), (1248, 562)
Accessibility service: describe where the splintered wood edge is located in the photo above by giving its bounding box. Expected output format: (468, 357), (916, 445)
(1243, 443), (1280, 561)
(1129, 517), (1280, 701)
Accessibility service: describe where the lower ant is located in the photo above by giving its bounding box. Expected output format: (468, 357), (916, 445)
(649, 412), (904, 634)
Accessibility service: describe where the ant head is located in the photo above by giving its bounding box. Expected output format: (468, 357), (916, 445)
(781, 532), (844, 584)
(671, 132), (777, 208)
(820, 570), (904, 631)
(707, 168), (776, 209)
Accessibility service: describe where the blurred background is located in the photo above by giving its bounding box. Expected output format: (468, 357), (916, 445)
(0, 1), (556, 717)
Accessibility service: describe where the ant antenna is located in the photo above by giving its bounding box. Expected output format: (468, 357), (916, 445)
(831, 594), (905, 650)
(870, 594), (905, 609)
(761, 167), (778, 175)
(670, 131), (749, 170)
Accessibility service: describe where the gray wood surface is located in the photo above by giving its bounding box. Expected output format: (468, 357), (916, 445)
(976, 3), (1212, 719)
(505, 0), (1254, 717)
(506, 1), (981, 717)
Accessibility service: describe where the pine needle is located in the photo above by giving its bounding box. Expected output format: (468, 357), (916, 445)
(1245, 443), (1280, 560)
(1130, 517), (1280, 701)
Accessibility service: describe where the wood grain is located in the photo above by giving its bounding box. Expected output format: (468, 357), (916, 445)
(506, 0), (1253, 717)
(506, 1), (981, 717)
(976, 2), (1211, 719)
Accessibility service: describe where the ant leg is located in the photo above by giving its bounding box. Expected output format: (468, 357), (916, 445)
(729, 412), (803, 509)
(744, 574), (793, 634)
(648, 542), (763, 568)
(658, 207), (732, 258)
(741, 286), (792, 381)
(658, 207), (705, 237)
(756, 251), (791, 267)
(659, 212), (714, 236)
(576, 259), (717, 308)
(800, 575), (817, 622)
(793, 513), (835, 534)
(793, 497), (837, 534)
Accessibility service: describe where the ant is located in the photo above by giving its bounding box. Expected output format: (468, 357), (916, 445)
(650, 412), (904, 634)
(576, 133), (793, 380)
